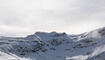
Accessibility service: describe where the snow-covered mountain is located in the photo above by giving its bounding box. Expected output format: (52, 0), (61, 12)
(0, 27), (105, 60)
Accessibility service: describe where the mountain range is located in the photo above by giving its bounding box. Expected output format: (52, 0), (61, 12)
(0, 27), (105, 60)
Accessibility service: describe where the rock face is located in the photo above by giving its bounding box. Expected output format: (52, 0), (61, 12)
(98, 27), (105, 36)
(0, 27), (105, 60)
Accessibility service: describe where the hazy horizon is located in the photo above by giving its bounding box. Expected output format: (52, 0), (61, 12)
(0, 0), (105, 37)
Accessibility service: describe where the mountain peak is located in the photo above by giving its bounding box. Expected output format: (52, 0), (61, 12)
(34, 31), (66, 36)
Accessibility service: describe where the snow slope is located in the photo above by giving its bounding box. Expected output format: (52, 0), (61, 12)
(0, 27), (105, 60)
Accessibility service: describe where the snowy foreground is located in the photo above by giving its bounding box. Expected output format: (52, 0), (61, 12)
(0, 27), (105, 60)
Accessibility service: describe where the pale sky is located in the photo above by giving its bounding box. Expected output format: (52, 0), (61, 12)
(0, 0), (105, 37)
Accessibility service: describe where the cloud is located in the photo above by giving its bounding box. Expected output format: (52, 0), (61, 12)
(0, 25), (34, 37)
(0, 0), (105, 36)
